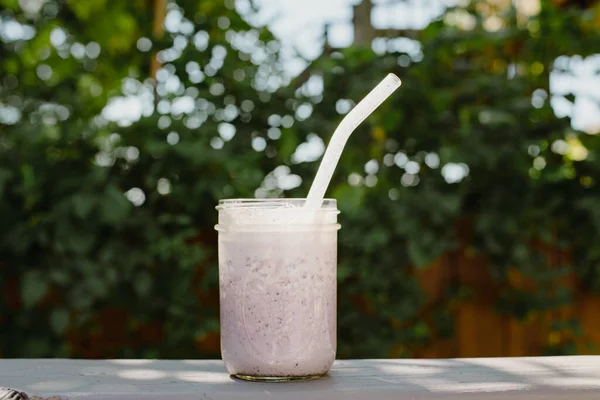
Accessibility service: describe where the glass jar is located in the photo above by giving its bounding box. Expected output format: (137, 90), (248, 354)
(215, 199), (340, 381)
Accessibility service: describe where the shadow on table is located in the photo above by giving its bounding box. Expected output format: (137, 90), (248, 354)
(355, 357), (600, 394)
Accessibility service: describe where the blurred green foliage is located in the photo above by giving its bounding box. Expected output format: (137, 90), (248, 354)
(1, 0), (600, 358)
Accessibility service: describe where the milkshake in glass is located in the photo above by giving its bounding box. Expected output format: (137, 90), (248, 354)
(215, 199), (339, 381)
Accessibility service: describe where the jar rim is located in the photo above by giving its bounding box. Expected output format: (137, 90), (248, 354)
(214, 224), (341, 232)
(215, 198), (339, 231)
(216, 198), (337, 211)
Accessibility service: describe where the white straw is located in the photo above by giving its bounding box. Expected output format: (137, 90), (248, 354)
(304, 73), (401, 209)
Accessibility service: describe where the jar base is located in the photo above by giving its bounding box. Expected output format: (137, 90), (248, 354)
(231, 373), (326, 382)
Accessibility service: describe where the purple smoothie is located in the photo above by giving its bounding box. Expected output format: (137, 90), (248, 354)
(216, 200), (339, 380)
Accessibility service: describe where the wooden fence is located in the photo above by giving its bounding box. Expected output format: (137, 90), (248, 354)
(413, 243), (600, 358)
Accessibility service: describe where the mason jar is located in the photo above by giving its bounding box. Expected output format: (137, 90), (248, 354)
(215, 198), (340, 381)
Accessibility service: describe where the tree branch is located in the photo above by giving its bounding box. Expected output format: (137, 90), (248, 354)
(150, 0), (167, 81)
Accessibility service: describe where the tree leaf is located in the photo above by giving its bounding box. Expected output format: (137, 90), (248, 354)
(21, 271), (49, 308)
(101, 185), (131, 224)
(134, 272), (153, 297)
(50, 309), (70, 334)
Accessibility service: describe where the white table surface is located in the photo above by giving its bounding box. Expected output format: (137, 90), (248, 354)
(1, 357), (600, 399)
